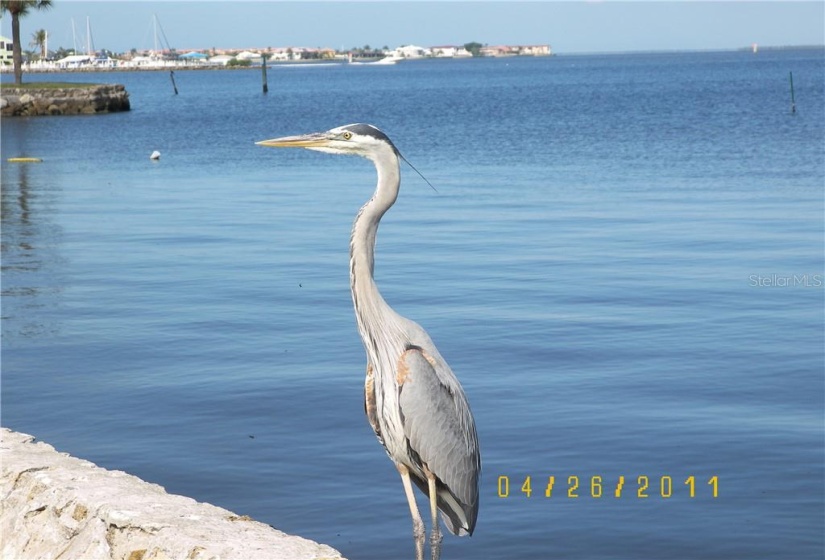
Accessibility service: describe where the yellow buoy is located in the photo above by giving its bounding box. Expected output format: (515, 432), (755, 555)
(7, 157), (43, 163)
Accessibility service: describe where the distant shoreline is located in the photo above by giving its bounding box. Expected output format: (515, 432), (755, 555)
(1, 45), (821, 77)
(0, 56), (446, 75)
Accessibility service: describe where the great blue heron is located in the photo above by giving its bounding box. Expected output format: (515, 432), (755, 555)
(257, 124), (480, 560)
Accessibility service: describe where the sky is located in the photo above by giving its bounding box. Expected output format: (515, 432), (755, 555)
(2, 1), (824, 55)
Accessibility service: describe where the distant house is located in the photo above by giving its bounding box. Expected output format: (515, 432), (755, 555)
(431, 46), (472, 58)
(266, 48), (293, 61)
(480, 45), (513, 57)
(127, 55), (158, 67)
(298, 47), (335, 60)
(179, 51), (209, 63)
(392, 45), (431, 59)
(208, 54), (234, 66)
(236, 50), (262, 61)
(56, 54), (93, 68)
(480, 44), (552, 57)
(0, 35), (13, 65)
(518, 45), (552, 56)
(92, 54), (116, 68)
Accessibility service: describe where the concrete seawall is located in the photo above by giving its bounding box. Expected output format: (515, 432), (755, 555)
(0, 428), (345, 560)
(0, 84), (130, 116)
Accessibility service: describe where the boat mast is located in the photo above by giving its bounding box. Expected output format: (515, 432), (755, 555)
(86, 16), (92, 56)
(153, 14), (160, 58)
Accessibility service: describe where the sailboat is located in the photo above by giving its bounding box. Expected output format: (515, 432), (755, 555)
(126, 14), (174, 68)
(55, 17), (113, 68)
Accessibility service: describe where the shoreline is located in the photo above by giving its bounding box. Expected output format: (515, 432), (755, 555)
(0, 44), (819, 76)
(0, 428), (346, 560)
(0, 52), (563, 76)
(0, 59), (360, 74)
(0, 56), (467, 75)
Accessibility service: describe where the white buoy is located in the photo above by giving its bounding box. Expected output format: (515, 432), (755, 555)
(150, 150), (161, 160)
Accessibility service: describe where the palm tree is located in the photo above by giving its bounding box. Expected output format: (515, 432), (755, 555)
(29, 28), (46, 60)
(1, 0), (53, 84)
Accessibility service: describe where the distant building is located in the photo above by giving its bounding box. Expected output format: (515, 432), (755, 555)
(208, 54), (234, 66)
(298, 47), (335, 60)
(55, 54), (93, 68)
(480, 44), (551, 57)
(179, 51), (209, 63)
(266, 48), (294, 61)
(519, 45), (552, 56)
(236, 50), (262, 61)
(391, 45), (431, 59)
(0, 35), (13, 65)
(431, 46), (472, 58)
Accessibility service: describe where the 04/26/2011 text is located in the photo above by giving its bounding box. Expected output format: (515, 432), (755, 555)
(497, 475), (720, 499)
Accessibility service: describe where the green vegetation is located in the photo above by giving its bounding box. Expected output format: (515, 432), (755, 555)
(464, 42), (484, 57)
(226, 58), (251, 67)
(29, 28), (46, 59)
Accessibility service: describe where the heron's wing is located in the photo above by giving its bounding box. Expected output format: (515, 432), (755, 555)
(364, 362), (386, 448)
(397, 347), (479, 536)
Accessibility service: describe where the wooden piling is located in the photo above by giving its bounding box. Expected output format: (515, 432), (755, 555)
(262, 55), (268, 94)
(789, 71), (796, 114)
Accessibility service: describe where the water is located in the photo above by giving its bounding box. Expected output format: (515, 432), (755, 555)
(3, 50), (823, 559)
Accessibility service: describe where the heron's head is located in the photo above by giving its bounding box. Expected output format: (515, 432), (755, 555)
(256, 123), (399, 160)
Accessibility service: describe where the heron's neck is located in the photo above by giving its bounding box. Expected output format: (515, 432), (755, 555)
(349, 151), (401, 340)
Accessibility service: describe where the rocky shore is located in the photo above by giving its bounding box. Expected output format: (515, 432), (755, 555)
(0, 428), (345, 560)
(0, 84), (130, 117)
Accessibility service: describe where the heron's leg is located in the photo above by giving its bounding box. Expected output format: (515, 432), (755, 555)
(397, 464), (425, 560)
(426, 470), (442, 560)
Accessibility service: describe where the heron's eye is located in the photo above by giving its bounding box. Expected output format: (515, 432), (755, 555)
(342, 131), (353, 140)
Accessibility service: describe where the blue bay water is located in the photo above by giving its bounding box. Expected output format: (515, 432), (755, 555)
(2, 50), (824, 559)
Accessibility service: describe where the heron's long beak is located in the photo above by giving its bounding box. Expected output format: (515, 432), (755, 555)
(256, 132), (331, 149)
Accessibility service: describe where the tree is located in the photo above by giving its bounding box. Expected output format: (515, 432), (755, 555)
(52, 45), (72, 59)
(29, 27), (46, 59)
(463, 42), (483, 57)
(1, 0), (53, 84)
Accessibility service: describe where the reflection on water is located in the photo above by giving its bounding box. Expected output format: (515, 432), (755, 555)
(1, 160), (65, 339)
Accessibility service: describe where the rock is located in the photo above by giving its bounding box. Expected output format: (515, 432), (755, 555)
(0, 84), (130, 117)
(0, 428), (346, 560)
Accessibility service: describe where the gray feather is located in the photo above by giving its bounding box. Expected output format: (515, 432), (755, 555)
(398, 348), (480, 535)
